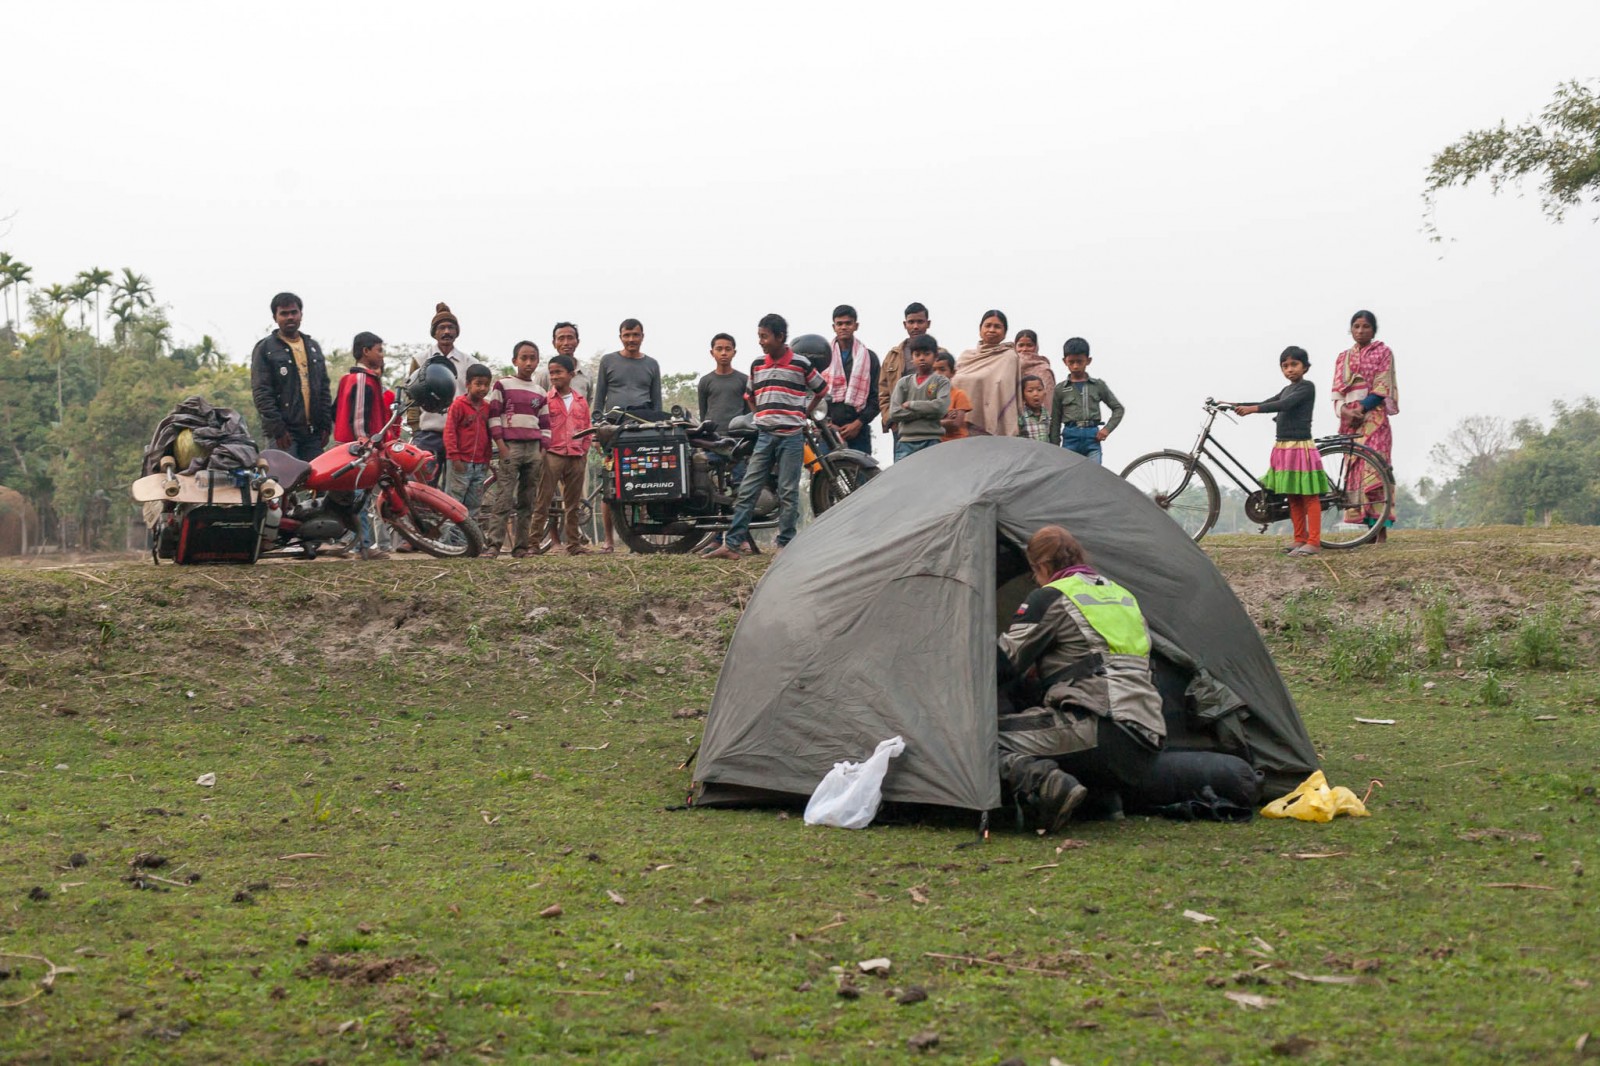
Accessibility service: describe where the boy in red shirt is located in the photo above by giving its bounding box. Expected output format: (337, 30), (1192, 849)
(332, 332), (395, 559)
(332, 332), (395, 444)
(444, 363), (494, 521)
(530, 354), (592, 555)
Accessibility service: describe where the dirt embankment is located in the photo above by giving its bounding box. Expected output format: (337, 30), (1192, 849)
(1207, 526), (1598, 644)
(0, 555), (757, 689)
(0, 528), (1593, 677)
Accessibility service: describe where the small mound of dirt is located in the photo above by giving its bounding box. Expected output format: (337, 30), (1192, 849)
(299, 953), (435, 984)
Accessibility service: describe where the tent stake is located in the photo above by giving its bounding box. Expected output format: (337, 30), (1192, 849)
(956, 810), (989, 849)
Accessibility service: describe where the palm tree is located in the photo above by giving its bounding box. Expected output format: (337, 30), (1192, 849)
(42, 282), (72, 316)
(107, 297), (137, 348)
(7, 260), (32, 327)
(77, 267), (113, 343)
(137, 316), (172, 356)
(67, 278), (95, 331)
(112, 268), (153, 316)
(34, 303), (70, 423)
(195, 334), (224, 368)
(0, 252), (15, 325)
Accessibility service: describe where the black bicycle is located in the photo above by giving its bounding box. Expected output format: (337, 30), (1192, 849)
(1121, 398), (1395, 547)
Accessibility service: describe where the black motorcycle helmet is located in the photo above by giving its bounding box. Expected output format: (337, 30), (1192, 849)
(789, 333), (830, 361)
(406, 359), (457, 413)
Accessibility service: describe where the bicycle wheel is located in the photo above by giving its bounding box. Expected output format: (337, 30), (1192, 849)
(1315, 440), (1395, 549)
(1120, 450), (1220, 541)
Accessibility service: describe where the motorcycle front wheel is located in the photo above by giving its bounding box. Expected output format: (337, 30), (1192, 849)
(385, 498), (486, 558)
(608, 500), (704, 555)
(810, 454), (879, 516)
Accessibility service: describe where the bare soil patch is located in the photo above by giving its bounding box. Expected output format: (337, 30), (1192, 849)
(298, 954), (436, 984)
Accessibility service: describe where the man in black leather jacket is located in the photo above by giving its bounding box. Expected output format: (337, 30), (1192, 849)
(251, 292), (333, 460)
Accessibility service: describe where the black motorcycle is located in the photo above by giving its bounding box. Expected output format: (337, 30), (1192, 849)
(581, 406), (879, 554)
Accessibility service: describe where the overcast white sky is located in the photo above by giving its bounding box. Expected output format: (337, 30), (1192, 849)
(6, 1), (1597, 483)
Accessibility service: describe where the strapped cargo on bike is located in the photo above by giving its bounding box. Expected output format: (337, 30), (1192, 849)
(132, 397), (277, 565)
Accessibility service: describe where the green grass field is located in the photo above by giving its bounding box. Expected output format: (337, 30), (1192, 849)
(1, 528), (1596, 1064)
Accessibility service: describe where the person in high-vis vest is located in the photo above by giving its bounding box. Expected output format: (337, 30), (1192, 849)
(996, 525), (1167, 832)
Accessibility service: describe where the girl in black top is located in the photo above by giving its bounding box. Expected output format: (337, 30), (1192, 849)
(1234, 347), (1331, 556)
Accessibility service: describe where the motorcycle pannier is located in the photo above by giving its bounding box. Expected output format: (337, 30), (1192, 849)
(610, 426), (690, 503)
(173, 503), (267, 565)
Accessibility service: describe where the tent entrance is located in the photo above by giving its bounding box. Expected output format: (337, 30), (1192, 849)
(989, 530), (1255, 761)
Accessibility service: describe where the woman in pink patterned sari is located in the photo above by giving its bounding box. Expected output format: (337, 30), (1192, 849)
(1329, 309), (1399, 539)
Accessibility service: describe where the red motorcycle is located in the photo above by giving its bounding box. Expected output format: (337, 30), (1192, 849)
(259, 394), (485, 559)
(139, 364), (482, 563)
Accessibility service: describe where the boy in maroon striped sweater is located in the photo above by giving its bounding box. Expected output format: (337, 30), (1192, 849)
(483, 341), (552, 556)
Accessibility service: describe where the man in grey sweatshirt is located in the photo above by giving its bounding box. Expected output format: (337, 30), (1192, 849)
(592, 318), (662, 417)
(591, 318), (662, 551)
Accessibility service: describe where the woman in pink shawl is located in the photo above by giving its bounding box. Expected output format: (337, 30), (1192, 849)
(1014, 329), (1055, 393)
(1329, 309), (1399, 539)
(953, 309), (1022, 437)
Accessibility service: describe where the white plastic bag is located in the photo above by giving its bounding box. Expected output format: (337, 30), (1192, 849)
(803, 736), (906, 829)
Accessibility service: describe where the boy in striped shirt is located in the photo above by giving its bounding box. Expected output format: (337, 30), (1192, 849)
(707, 314), (824, 559)
(484, 341), (553, 556)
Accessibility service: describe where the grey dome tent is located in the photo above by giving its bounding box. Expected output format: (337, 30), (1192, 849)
(694, 438), (1318, 813)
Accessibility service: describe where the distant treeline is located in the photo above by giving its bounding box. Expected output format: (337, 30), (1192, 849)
(1410, 399), (1599, 528)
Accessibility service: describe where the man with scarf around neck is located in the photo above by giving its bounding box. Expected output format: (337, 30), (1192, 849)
(879, 302), (952, 448)
(820, 304), (879, 454)
(706, 314), (825, 561)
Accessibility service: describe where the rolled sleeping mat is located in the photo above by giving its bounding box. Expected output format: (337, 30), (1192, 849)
(1123, 750), (1264, 811)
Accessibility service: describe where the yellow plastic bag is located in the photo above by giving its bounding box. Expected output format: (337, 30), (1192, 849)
(1262, 770), (1370, 822)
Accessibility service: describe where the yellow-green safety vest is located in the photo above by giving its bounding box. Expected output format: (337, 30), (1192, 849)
(1046, 574), (1151, 657)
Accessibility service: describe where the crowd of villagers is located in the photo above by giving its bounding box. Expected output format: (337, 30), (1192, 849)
(246, 292), (1396, 828)
(249, 293), (1397, 561)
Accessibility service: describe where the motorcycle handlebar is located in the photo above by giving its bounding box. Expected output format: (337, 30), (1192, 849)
(325, 440), (375, 482)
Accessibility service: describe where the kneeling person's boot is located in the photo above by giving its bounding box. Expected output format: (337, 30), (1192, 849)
(999, 753), (1088, 834)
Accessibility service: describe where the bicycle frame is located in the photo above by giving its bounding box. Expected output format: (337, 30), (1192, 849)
(1177, 405), (1266, 497)
(1132, 398), (1397, 542)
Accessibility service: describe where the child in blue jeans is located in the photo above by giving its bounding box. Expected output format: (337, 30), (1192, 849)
(444, 364), (495, 520)
(1048, 338), (1125, 464)
(886, 334), (950, 461)
(707, 314), (825, 559)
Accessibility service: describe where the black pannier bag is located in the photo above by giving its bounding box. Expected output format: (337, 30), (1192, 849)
(609, 425), (690, 503)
